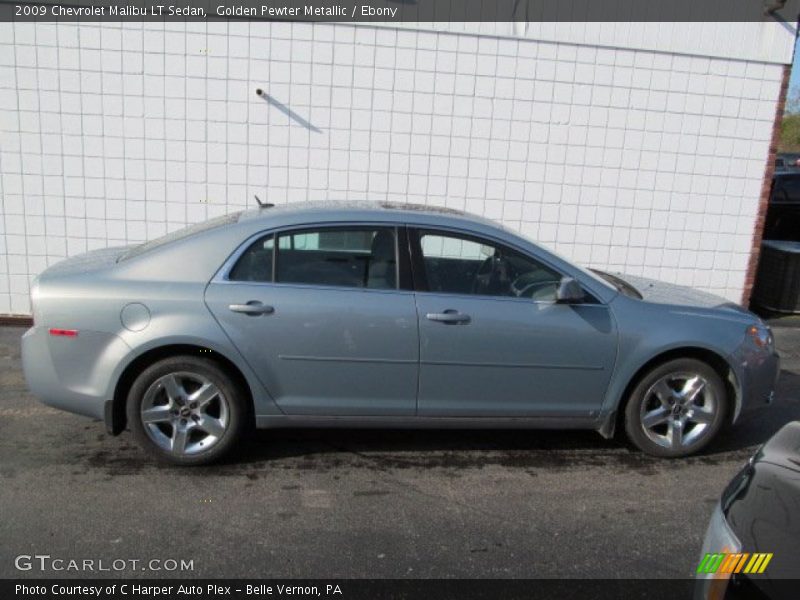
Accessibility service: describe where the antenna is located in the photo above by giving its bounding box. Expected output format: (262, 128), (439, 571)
(254, 195), (274, 209)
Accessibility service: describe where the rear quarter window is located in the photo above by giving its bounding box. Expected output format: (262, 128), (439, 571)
(229, 235), (274, 282)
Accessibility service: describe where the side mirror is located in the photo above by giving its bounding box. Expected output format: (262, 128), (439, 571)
(555, 277), (584, 304)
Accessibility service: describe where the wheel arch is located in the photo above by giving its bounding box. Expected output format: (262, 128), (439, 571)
(599, 346), (741, 440)
(107, 343), (255, 436)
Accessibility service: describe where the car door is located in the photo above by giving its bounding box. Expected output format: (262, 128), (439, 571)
(411, 228), (617, 418)
(205, 225), (418, 416)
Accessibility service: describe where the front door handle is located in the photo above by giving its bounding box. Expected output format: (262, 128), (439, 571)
(229, 301), (275, 316)
(426, 309), (471, 324)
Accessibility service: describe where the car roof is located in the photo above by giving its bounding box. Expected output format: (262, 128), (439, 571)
(112, 199), (619, 303)
(236, 200), (504, 230)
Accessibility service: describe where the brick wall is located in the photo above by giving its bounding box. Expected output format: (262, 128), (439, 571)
(741, 64), (791, 306)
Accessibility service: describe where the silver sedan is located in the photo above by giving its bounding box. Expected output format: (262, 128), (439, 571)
(21, 202), (780, 465)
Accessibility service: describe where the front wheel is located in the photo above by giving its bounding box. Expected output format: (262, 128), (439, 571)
(127, 356), (247, 465)
(624, 358), (727, 458)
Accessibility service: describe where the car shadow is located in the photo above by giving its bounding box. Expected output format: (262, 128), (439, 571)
(228, 427), (648, 472)
(220, 368), (800, 470)
(82, 369), (798, 475)
(713, 368), (800, 452)
(220, 414), (794, 477)
(249, 427), (611, 458)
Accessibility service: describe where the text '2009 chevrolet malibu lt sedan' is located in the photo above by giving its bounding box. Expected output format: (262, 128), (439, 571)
(21, 202), (780, 465)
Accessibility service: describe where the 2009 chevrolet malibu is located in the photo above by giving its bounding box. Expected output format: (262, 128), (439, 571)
(22, 202), (780, 465)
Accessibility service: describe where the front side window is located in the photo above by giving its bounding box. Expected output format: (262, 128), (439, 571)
(418, 231), (561, 301)
(276, 227), (397, 289)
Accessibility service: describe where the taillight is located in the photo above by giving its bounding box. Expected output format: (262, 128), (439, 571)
(49, 328), (78, 337)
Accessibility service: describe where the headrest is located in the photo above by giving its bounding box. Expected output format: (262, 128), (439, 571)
(370, 230), (395, 260)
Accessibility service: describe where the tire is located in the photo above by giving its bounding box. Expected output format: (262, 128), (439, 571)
(126, 355), (247, 466)
(624, 358), (728, 458)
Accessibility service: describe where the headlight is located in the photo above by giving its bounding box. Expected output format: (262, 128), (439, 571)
(746, 323), (773, 351)
(694, 503), (742, 600)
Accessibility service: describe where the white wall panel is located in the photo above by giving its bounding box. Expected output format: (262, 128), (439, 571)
(387, 21), (796, 64)
(0, 20), (793, 313)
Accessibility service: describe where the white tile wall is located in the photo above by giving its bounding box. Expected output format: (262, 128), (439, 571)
(0, 21), (789, 313)
(395, 21), (795, 64)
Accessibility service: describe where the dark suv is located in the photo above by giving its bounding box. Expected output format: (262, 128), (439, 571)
(764, 172), (800, 240)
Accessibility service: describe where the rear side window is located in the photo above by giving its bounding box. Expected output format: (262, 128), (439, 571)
(276, 227), (397, 289)
(229, 235), (274, 282)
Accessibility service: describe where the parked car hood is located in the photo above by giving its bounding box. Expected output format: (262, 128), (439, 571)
(755, 421), (800, 474)
(722, 421), (800, 586)
(606, 272), (746, 311)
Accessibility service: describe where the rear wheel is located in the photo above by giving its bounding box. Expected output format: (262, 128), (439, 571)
(127, 356), (247, 465)
(624, 358), (727, 458)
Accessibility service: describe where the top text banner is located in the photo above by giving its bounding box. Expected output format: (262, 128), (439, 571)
(2, 0), (800, 22)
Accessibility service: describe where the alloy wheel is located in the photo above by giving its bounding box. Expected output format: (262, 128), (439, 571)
(639, 371), (718, 450)
(140, 371), (230, 456)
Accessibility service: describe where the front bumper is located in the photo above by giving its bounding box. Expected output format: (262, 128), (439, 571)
(694, 502), (743, 600)
(729, 341), (780, 423)
(21, 325), (131, 421)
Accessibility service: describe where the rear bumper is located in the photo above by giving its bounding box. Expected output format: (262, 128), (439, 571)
(729, 342), (780, 422)
(21, 326), (131, 421)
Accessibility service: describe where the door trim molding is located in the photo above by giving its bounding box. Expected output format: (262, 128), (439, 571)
(279, 355), (416, 364)
(421, 360), (605, 370)
(256, 414), (601, 430)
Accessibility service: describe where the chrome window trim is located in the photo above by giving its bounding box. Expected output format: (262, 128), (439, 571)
(211, 219), (610, 304)
(211, 221), (403, 292)
(412, 289), (608, 307)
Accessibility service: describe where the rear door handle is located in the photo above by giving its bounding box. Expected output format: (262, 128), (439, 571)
(229, 301), (274, 316)
(426, 309), (471, 324)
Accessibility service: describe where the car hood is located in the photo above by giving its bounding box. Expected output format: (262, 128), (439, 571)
(755, 421), (800, 473)
(610, 273), (747, 312)
(722, 421), (800, 583)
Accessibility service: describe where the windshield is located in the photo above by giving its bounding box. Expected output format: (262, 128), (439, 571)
(119, 212), (242, 261)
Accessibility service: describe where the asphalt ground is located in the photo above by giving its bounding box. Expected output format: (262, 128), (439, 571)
(1, 324), (799, 579)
